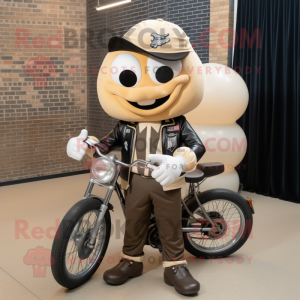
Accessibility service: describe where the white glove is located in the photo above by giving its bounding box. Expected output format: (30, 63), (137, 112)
(66, 129), (88, 161)
(148, 154), (187, 187)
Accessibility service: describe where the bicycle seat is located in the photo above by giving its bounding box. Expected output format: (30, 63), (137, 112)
(185, 168), (205, 183)
(197, 162), (224, 177)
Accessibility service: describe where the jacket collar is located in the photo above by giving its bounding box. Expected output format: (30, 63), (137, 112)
(161, 118), (175, 126)
(127, 119), (175, 127)
(128, 122), (138, 128)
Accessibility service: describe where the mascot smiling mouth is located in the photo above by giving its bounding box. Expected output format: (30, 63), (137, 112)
(128, 94), (170, 110)
(105, 74), (189, 116)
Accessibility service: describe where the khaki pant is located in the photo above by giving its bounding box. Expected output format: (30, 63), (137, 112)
(123, 173), (185, 263)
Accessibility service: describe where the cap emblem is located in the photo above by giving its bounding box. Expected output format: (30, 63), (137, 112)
(150, 32), (170, 49)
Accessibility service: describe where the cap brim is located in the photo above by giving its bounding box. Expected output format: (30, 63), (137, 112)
(108, 36), (189, 61)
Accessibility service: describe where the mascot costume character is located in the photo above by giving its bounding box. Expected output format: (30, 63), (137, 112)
(67, 19), (206, 295)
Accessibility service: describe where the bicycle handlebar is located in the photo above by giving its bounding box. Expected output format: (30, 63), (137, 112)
(84, 137), (157, 170)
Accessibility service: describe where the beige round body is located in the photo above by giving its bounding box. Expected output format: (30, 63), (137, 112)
(186, 63), (249, 125)
(186, 63), (249, 192)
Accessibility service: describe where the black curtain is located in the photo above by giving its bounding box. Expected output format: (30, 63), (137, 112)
(233, 0), (300, 203)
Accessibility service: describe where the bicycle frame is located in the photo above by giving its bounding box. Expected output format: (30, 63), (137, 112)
(51, 141), (253, 290)
(81, 138), (213, 249)
(82, 169), (213, 250)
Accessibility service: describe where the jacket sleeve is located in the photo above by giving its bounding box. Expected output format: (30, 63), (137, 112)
(98, 122), (123, 154)
(173, 116), (206, 172)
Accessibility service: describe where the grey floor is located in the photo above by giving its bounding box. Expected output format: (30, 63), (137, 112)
(1, 173), (300, 300)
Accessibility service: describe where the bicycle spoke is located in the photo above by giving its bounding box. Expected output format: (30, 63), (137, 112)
(64, 210), (106, 277)
(187, 199), (244, 253)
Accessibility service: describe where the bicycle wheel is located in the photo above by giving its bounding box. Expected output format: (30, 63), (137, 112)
(51, 197), (111, 288)
(183, 189), (253, 258)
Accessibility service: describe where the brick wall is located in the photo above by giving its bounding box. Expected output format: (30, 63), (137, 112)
(208, 0), (231, 65)
(0, 0), (87, 183)
(86, 0), (210, 139)
(1, 0), (234, 183)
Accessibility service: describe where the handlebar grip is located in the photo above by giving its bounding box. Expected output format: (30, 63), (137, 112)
(84, 137), (108, 158)
(146, 162), (160, 171)
(84, 137), (99, 147)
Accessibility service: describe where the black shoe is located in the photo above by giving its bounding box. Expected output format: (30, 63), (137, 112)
(103, 258), (143, 285)
(164, 265), (200, 295)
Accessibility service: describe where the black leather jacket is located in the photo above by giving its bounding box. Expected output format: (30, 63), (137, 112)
(97, 116), (206, 182)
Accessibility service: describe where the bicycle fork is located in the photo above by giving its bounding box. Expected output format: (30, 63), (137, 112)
(83, 166), (121, 249)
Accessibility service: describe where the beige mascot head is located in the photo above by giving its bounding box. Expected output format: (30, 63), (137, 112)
(97, 19), (205, 122)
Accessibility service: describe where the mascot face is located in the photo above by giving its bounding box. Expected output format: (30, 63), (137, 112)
(97, 20), (205, 122)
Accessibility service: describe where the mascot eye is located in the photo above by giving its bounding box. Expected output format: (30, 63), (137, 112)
(110, 53), (142, 87)
(147, 57), (182, 85)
